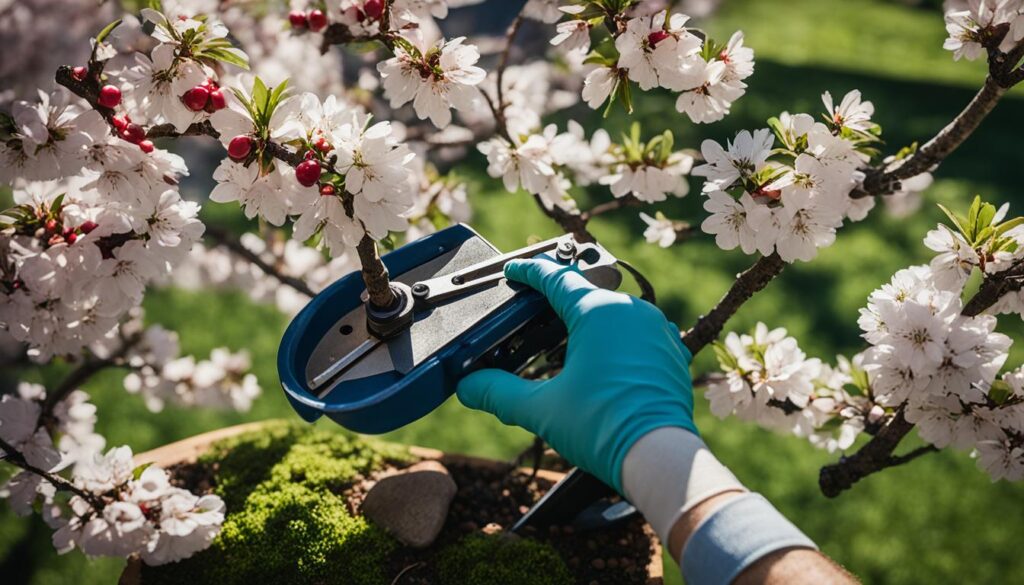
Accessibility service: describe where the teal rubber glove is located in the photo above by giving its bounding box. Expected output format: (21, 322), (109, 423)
(456, 257), (697, 494)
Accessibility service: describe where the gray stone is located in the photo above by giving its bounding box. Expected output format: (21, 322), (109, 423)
(360, 460), (457, 548)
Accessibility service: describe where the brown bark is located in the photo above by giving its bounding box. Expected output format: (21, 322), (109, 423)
(682, 253), (787, 355)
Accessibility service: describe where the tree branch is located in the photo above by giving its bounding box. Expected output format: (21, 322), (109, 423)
(682, 253), (787, 355)
(0, 437), (104, 510)
(856, 37), (1024, 198)
(856, 75), (1008, 197)
(204, 227), (317, 298)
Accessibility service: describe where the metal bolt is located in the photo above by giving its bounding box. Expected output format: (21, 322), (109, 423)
(556, 241), (577, 263)
(411, 283), (430, 298)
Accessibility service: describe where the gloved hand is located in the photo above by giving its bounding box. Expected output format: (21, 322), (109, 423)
(456, 257), (697, 494)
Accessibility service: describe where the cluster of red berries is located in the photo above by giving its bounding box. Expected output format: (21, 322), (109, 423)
(41, 217), (98, 247)
(289, 8), (329, 32)
(110, 115), (154, 153)
(181, 79), (228, 113)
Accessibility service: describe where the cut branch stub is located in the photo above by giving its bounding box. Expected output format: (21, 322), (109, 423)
(357, 235), (398, 309)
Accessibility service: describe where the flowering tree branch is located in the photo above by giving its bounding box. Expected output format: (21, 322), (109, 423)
(55, 55), (399, 310)
(0, 437), (104, 509)
(818, 261), (1024, 497)
(857, 35), (1024, 198)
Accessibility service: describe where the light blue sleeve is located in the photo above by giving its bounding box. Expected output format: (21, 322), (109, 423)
(680, 493), (818, 585)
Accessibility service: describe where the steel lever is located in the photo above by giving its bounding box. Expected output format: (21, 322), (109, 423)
(410, 234), (584, 307)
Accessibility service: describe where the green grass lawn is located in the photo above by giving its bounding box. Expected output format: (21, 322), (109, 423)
(4, 0), (1024, 583)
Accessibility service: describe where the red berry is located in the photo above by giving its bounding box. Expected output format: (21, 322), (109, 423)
(289, 10), (308, 28)
(647, 30), (671, 47)
(72, 66), (88, 81)
(182, 86), (211, 112)
(207, 89), (227, 111)
(66, 232), (78, 245)
(62, 226), (75, 237)
(364, 0), (384, 20)
(200, 78), (215, 89)
(320, 184), (336, 196)
(45, 218), (58, 232)
(98, 85), (122, 109)
(121, 123), (146, 144)
(112, 115), (129, 131)
(228, 135), (253, 161)
(80, 220), (99, 234)
(295, 159), (322, 187)
(138, 140), (155, 154)
(307, 9), (328, 31)
(314, 137), (332, 153)
(303, 149), (317, 160)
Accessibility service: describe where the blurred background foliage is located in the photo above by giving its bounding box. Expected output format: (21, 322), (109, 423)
(3, 0), (1024, 583)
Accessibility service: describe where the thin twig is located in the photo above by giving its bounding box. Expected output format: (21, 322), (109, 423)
(389, 561), (426, 585)
(0, 437), (104, 509)
(205, 227), (317, 298)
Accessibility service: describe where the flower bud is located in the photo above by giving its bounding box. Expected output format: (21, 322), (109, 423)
(228, 135), (253, 161)
(98, 85), (122, 109)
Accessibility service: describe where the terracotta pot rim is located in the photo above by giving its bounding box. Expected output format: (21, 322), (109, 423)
(129, 421), (664, 584)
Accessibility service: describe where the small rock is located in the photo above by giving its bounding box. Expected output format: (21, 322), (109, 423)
(482, 522), (504, 535)
(361, 460), (457, 548)
(591, 558), (606, 570)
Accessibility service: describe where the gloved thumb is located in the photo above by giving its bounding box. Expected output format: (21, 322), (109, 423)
(456, 369), (542, 429)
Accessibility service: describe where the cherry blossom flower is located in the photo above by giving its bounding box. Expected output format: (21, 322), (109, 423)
(378, 35), (486, 129)
(640, 212), (678, 248)
(822, 90), (875, 133)
(693, 128), (774, 192)
(0, 90), (107, 184)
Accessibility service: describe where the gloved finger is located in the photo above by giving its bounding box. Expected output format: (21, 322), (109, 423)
(505, 257), (597, 327)
(456, 369), (541, 430)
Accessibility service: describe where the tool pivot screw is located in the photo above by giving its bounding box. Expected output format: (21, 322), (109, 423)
(556, 241), (577, 263)
(412, 283), (430, 298)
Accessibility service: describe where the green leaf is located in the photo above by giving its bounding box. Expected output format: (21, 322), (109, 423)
(49, 193), (66, 214)
(132, 462), (154, 481)
(967, 195), (982, 237)
(936, 203), (968, 237)
(989, 380), (1014, 405)
(201, 47), (250, 70)
(148, 0), (163, 11)
(95, 18), (123, 44)
(601, 77), (619, 119)
(619, 80), (634, 115)
(994, 216), (1024, 237)
(977, 202), (997, 231)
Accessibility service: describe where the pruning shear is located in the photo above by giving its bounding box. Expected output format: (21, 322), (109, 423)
(278, 224), (637, 532)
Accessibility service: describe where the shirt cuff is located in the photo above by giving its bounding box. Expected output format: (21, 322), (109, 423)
(621, 426), (746, 543)
(681, 493), (818, 585)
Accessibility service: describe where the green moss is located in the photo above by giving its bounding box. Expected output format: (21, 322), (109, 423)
(436, 535), (572, 585)
(143, 421), (409, 585)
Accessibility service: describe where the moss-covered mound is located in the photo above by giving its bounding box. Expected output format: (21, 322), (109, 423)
(141, 421), (574, 585)
(436, 534), (572, 585)
(142, 421), (408, 585)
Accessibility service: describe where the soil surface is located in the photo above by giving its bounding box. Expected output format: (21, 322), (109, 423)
(347, 459), (656, 585)
(167, 457), (657, 584)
